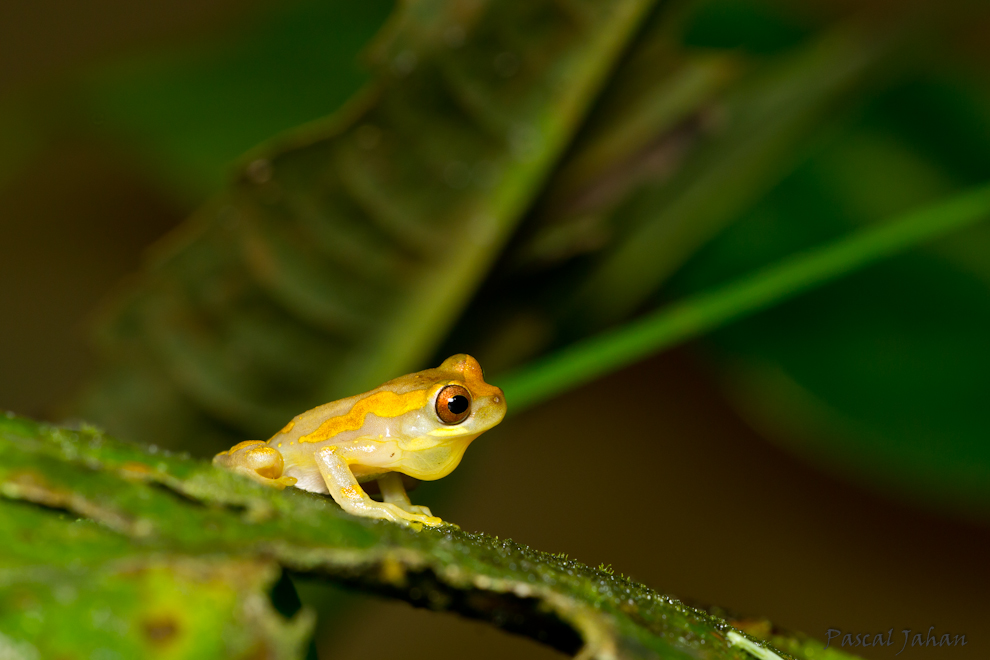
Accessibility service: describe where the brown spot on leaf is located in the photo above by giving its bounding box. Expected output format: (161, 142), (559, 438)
(142, 615), (180, 646)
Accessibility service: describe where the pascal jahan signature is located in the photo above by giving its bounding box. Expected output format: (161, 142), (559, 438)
(825, 627), (967, 654)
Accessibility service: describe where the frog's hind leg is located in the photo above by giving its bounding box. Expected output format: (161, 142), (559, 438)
(377, 472), (434, 518)
(213, 441), (297, 489)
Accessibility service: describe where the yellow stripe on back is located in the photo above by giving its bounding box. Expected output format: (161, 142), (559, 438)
(298, 389), (429, 443)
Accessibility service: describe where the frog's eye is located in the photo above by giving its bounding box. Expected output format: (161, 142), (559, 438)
(436, 385), (472, 425)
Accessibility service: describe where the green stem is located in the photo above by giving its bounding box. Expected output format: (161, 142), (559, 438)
(500, 182), (990, 413)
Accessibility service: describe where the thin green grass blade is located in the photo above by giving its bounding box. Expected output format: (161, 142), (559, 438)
(499, 182), (990, 413)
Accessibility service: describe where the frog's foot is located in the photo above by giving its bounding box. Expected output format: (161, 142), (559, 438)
(396, 503), (435, 518)
(375, 472), (436, 520)
(329, 491), (442, 527)
(214, 441), (297, 489)
(372, 502), (444, 527)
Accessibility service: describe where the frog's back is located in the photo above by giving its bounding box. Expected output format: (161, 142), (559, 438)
(266, 396), (359, 446)
(269, 368), (438, 448)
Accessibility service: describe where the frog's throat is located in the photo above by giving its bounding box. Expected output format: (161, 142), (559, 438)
(398, 437), (475, 481)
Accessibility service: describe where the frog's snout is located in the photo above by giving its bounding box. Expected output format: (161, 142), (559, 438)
(478, 387), (507, 427)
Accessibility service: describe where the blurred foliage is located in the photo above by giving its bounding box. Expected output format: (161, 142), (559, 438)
(78, 0), (394, 201)
(0, 414), (865, 660)
(498, 182), (990, 416)
(46, 0), (987, 521)
(666, 74), (990, 517)
(0, 0), (393, 202)
(74, 0), (659, 447)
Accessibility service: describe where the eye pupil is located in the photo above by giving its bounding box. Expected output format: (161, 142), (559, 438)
(447, 395), (469, 414)
(436, 385), (472, 424)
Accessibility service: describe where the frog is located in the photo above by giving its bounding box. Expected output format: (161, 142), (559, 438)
(213, 354), (506, 527)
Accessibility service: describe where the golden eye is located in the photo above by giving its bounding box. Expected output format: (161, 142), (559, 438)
(436, 385), (472, 425)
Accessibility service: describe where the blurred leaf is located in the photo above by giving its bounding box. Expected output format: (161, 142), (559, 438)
(440, 9), (904, 372)
(680, 0), (814, 53)
(0, 414), (864, 660)
(77, 0), (659, 450)
(714, 256), (990, 516)
(0, 1), (391, 209)
(561, 24), (899, 331)
(664, 80), (990, 516)
(79, 0), (394, 201)
(862, 77), (990, 287)
(498, 182), (990, 414)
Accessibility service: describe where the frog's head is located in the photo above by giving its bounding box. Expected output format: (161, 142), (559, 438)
(426, 354), (506, 435)
(388, 354), (506, 463)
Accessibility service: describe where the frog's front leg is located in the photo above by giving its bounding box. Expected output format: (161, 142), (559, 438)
(213, 441), (297, 489)
(377, 472), (434, 518)
(314, 446), (442, 527)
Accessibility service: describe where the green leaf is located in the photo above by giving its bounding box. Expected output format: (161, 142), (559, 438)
(0, 414), (862, 660)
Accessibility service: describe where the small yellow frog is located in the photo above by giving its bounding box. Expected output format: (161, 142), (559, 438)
(213, 354), (505, 527)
